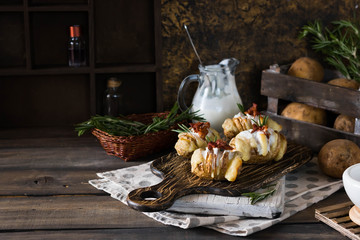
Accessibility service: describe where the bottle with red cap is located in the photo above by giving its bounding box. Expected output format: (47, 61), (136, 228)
(68, 25), (86, 67)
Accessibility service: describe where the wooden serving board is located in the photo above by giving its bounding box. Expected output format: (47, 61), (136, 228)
(126, 142), (312, 212)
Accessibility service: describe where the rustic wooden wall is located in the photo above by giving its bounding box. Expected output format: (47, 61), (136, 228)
(160, 0), (355, 110)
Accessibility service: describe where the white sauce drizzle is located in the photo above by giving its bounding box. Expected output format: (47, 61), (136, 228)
(233, 112), (261, 123)
(238, 128), (275, 154)
(201, 147), (235, 178)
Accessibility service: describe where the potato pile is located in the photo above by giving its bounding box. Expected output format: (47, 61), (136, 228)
(281, 57), (326, 125)
(281, 57), (359, 133)
(318, 139), (360, 178)
(281, 57), (360, 178)
(328, 78), (359, 133)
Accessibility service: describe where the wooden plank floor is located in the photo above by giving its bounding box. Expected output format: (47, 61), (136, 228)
(0, 128), (351, 239)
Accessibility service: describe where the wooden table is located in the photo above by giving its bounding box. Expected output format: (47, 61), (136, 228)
(0, 128), (350, 239)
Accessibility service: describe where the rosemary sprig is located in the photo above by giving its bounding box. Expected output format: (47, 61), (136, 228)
(172, 123), (217, 142)
(251, 115), (269, 127)
(241, 184), (277, 205)
(300, 19), (360, 82)
(172, 123), (191, 134)
(237, 103), (245, 114)
(75, 102), (205, 136)
(75, 115), (146, 136)
(205, 134), (218, 143)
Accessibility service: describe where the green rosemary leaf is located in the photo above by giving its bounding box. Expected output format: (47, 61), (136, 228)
(300, 19), (360, 82)
(205, 134), (217, 143)
(172, 123), (191, 134)
(251, 118), (259, 127)
(251, 116), (267, 127)
(237, 103), (245, 114)
(75, 102), (204, 137)
(242, 185), (277, 205)
(262, 115), (269, 126)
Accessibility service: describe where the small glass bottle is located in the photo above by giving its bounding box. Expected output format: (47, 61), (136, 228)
(68, 25), (86, 67)
(104, 77), (123, 117)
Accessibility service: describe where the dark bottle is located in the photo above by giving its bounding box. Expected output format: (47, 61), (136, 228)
(68, 25), (86, 67)
(104, 77), (123, 117)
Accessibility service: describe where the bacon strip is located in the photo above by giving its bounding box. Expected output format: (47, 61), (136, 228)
(251, 124), (270, 138)
(207, 139), (233, 151)
(189, 122), (210, 139)
(245, 103), (260, 117)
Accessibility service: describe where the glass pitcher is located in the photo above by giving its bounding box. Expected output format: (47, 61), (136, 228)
(178, 58), (243, 132)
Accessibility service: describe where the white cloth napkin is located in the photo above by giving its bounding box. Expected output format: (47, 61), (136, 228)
(89, 156), (342, 236)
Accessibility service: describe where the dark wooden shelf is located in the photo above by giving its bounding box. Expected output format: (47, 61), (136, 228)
(0, 0), (162, 128)
(0, 64), (158, 76)
(94, 64), (157, 73)
(0, 6), (23, 11)
(28, 5), (89, 12)
(0, 67), (90, 75)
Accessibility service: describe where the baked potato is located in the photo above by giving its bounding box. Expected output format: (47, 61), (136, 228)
(229, 127), (287, 164)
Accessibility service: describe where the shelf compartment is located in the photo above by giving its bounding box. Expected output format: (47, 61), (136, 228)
(28, 0), (88, 7)
(0, 66), (91, 75)
(0, 13), (25, 68)
(0, 74), (90, 127)
(94, 0), (155, 66)
(94, 64), (157, 73)
(30, 11), (88, 69)
(28, 5), (89, 12)
(0, 0), (22, 6)
(95, 72), (157, 115)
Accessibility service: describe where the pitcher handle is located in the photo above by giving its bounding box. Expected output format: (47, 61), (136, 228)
(177, 74), (199, 112)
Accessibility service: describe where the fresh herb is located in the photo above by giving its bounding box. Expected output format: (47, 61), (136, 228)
(172, 123), (217, 142)
(172, 123), (192, 134)
(237, 103), (245, 114)
(300, 19), (360, 82)
(251, 115), (269, 127)
(75, 102), (204, 136)
(205, 134), (218, 143)
(241, 184), (277, 205)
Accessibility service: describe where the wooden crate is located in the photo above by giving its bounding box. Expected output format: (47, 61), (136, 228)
(261, 65), (360, 152)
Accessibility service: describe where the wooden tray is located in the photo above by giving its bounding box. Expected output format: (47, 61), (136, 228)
(315, 202), (360, 240)
(126, 142), (312, 212)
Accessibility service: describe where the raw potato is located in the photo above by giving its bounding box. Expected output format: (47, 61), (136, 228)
(288, 57), (324, 82)
(334, 114), (355, 133)
(318, 139), (360, 178)
(281, 102), (326, 125)
(328, 78), (358, 133)
(328, 78), (359, 90)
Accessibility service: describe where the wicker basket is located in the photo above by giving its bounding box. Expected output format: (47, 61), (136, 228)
(91, 112), (182, 161)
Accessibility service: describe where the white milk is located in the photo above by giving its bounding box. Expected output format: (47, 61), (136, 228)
(192, 92), (241, 132)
